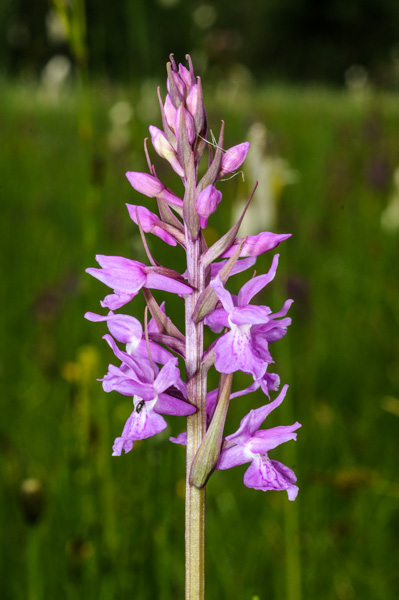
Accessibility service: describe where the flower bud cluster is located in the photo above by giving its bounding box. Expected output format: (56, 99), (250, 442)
(85, 55), (301, 500)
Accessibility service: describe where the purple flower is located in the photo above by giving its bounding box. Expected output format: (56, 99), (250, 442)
(103, 352), (196, 455)
(207, 255), (293, 379)
(216, 385), (301, 500)
(86, 255), (192, 310)
(112, 359), (196, 454)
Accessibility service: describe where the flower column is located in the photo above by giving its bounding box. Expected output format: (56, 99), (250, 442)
(185, 225), (206, 600)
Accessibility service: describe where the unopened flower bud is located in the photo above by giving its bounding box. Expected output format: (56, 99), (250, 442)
(149, 126), (185, 177)
(196, 185), (222, 228)
(175, 105), (196, 146)
(221, 232), (292, 258)
(125, 171), (164, 197)
(187, 81), (207, 136)
(178, 62), (195, 91)
(219, 142), (250, 177)
(164, 94), (177, 131)
(126, 204), (178, 246)
(125, 171), (183, 208)
(167, 64), (186, 106)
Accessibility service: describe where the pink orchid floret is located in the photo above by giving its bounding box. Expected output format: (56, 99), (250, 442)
(84, 311), (173, 365)
(125, 171), (183, 208)
(216, 385), (301, 500)
(86, 255), (192, 310)
(126, 204), (177, 246)
(219, 142), (250, 177)
(149, 125), (185, 177)
(112, 357), (196, 456)
(207, 255), (293, 379)
(196, 185), (222, 228)
(98, 338), (196, 455)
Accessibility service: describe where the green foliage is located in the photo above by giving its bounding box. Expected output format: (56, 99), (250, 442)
(2, 0), (399, 84)
(0, 81), (398, 599)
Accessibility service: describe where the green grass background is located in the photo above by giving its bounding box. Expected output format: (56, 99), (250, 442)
(1, 81), (398, 600)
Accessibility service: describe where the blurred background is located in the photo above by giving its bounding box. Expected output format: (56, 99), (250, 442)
(1, 1), (399, 599)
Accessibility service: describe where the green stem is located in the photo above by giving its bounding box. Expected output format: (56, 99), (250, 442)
(185, 234), (207, 600)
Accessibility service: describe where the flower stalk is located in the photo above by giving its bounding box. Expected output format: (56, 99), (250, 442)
(85, 54), (301, 600)
(184, 233), (206, 600)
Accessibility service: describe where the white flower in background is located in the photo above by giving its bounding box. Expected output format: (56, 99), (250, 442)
(381, 167), (399, 233)
(46, 9), (68, 45)
(233, 122), (298, 234)
(345, 64), (369, 95)
(107, 100), (134, 152)
(40, 54), (72, 100)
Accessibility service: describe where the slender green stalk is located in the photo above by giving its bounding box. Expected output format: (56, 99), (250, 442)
(185, 234), (207, 600)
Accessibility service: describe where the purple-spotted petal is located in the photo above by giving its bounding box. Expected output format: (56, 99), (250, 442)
(112, 399), (167, 455)
(213, 328), (267, 379)
(243, 455), (298, 500)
